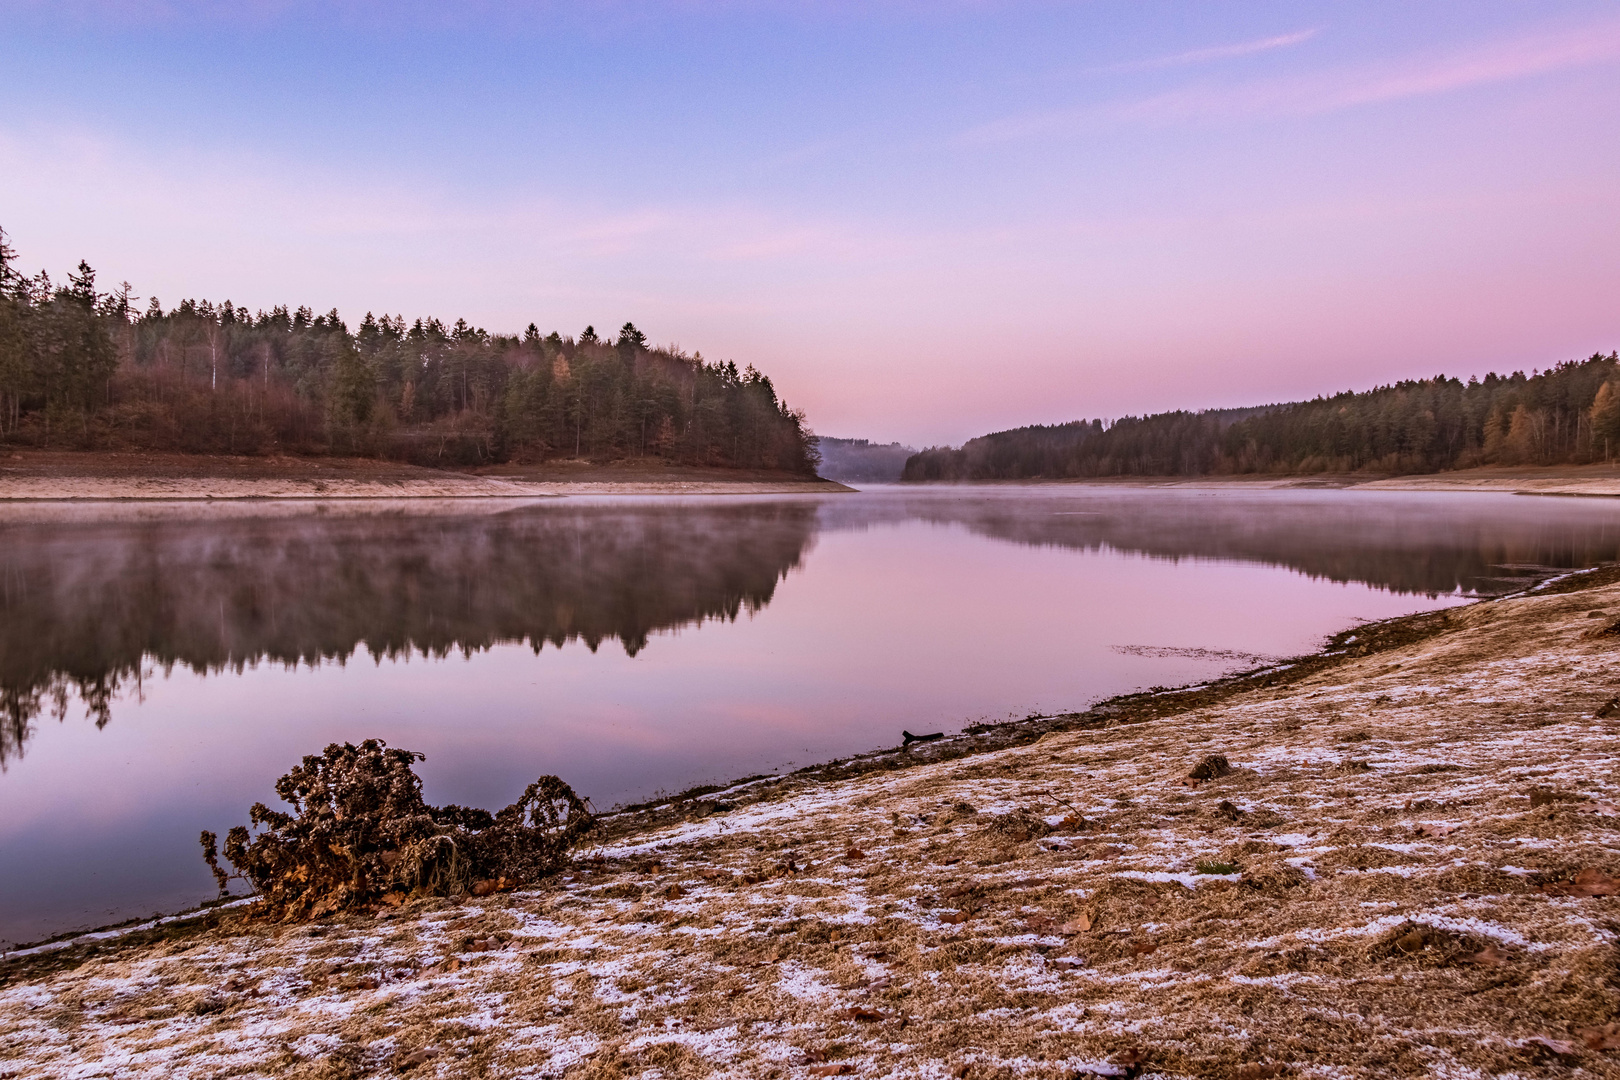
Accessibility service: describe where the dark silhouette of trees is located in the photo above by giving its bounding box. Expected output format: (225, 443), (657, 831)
(0, 229), (818, 474)
(904, 356), (1620, 480)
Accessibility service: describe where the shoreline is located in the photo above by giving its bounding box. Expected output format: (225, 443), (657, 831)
(0, 450), (852, 500)
(6, 566), (1620, 1075)
(8, 450), (1620, 500)
(886, 463), (1620, 498)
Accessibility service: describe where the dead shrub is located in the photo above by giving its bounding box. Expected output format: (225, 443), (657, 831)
(200, 739), (593, 920)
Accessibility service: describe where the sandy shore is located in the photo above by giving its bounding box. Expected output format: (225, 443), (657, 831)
(5, 450), (1619, 499)
(0, 451), (851, 500)
(1356, 464), (1620, 498)
(891, 464), (1620, 498)
(5, 569), (1620, 1077)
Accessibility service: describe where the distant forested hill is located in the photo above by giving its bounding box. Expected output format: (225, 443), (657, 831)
(814, 437), (918, 482)
(904, 355), (1620, 480)
(0, 229), (817, 473)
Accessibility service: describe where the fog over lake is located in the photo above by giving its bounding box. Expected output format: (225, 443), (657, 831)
(3, 486), (1617, 946)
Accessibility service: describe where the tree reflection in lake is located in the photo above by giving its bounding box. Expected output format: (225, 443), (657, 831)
(818, 487), (1620, 598)
(0, 500), (817, 767)
(3, 487), (1618, 769)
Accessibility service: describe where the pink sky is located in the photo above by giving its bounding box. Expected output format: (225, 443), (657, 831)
(1, 2), (1617, 445)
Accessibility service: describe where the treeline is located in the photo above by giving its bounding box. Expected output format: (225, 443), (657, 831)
(0, 229), (817, 472)
(904, 354), (1620, 480)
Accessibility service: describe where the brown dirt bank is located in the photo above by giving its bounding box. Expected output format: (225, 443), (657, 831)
(5, 569), (1620, 1077)
(0, 451), (851, 499)
(900, 463), (1620, 497)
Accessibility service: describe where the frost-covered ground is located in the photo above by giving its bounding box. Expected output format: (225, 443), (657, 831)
(5, 580), (1620, 1078)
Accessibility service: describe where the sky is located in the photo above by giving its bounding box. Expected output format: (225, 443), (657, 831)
(2, 1), (1618, 447)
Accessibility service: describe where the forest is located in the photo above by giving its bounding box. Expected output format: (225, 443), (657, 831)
(0, 230), (818, 473)
(904, 353), (1620, 480)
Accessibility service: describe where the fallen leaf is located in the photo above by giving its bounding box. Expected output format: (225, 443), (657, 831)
(809, 1066), (855, 1077)
(1542, 867), (1620, 898)
(395, 1046), (441, 1071)
(1581, 802), (1620, 817)
(839, 1006), (890, 1022)
(1580, 1022), (1620, 1050)
(1127, 939), (1158, 957)
(1470, 944), (1512, 967)
(940, 910), (970, 925)
(1061, 912), (1093, 934)
(845, 847), (867, 860)
(1523, 1036), (1578, 1057)
(1413, 822), (1458, 838)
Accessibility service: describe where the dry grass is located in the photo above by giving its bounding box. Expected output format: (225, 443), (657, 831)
(5, 580), (1620, 1078)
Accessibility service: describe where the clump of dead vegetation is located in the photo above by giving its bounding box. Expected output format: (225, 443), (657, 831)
(200, 739), (593, 918)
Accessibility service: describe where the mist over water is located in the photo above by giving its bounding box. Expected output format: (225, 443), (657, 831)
(2, 487), (1617, 946)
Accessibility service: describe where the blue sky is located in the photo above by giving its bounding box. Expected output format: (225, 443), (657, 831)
(4, 1), (1618, 444)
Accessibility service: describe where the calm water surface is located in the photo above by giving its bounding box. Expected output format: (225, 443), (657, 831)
(3, 486), (1619, 945)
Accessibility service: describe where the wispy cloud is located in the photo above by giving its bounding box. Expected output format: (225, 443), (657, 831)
(1097, 28), (1319, 75)
(962, 19), (1620, 145)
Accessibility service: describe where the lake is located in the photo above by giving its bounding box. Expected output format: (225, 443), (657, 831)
(3, 485), (1618, 947)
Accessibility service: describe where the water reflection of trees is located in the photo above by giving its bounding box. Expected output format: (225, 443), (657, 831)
(0, 502), (817, 766)
(816, 490), (1620, 597)
(6, 489), (1617, 768)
